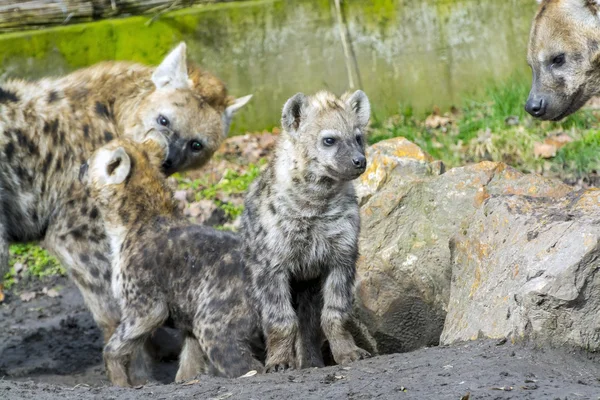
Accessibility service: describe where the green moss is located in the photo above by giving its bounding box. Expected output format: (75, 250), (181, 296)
(0, 0), (539, 135)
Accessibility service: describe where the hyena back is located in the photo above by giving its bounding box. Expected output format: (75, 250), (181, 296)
(82, 137), (263, 386)
(241, 90), (371, 371)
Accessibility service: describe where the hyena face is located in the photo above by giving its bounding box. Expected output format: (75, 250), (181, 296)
(122, 42), (252, 175)
(526, 0), (600, 121)
(281, 90), (370, 181)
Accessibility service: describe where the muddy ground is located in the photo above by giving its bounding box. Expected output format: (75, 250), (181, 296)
(2, 276), (600, 399)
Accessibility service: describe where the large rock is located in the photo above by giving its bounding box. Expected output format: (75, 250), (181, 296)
(353, 137), (572, 354)
(441, 190), (600, 350)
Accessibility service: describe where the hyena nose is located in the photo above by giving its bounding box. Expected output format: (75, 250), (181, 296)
(353, 156), (366, 169)
(525, 97), (547, 117)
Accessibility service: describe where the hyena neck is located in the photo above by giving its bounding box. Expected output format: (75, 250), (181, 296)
(110, 195), (179, 233)
(272, 137), (354, 213)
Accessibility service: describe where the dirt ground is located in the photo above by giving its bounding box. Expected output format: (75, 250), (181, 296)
(1, 276), (600, 399)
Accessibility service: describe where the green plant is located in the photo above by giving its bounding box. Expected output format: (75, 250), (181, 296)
(368, 74), (600, 182)
(3, 243), (65, 288)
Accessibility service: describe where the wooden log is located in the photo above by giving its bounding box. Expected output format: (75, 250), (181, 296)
(0, 1), (94, 31)
(0, 0), (241, 33)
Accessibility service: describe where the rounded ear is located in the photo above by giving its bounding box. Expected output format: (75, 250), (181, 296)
(281, 93), (307, 134)
(152, 42), (190, 90)
(222, 94), (253, 137)
(345, 90), (371, 128)
(103, 147), (131, 185)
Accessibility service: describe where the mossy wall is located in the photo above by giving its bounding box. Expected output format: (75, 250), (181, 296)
(0, 0), (538, 134)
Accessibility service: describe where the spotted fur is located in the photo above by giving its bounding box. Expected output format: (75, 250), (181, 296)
(240, 90), (371, 371)
(0, 42), (252, 376)
(82, 137), (263, 386)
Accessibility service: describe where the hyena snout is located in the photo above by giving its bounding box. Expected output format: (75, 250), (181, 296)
(162, 139), (186, 175)
(339, 150), (366, 179)
(524, 93), (548, 118)
(352, 154), (366, 170)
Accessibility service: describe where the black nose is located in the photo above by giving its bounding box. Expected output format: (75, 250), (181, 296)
(163, 159), (173, 168)
(525, 96), (547, 117)
(352, 156), (366, 169)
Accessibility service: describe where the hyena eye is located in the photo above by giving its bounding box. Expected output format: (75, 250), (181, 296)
(323, 138), (336, 146)
(189, 140), (203, 152)
(356, 135), (363, 146)
(551, 54), (565, 67)
(157, 115), (170, 127)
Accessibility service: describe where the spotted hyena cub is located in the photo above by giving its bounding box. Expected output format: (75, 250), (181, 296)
(241, 90), (371, 371)
(81, 136), (263, 387)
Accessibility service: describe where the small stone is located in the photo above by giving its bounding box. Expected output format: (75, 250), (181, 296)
(13, 262), (25, 274)
(239, 370), (257, 378)
(20, 291), (37, 302)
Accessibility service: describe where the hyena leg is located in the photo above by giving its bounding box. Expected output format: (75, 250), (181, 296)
(0, 217), (8, 303)
(104, 302), (169, 387)
(251, 265), (298, 372)
(175, 335), (209, 382)
(292, 279), (325, 369)
(43, 195), (153, 383)
(195, 322), (263, 378)
(43, 193), (121, 339)
(321, 264), (370, 365)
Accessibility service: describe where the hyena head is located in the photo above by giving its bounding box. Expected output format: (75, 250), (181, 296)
(526, 0), (600, 120)
(80, 134), (177, 224)
(281, 90), (370, 182)
(122, 42), (252, 175)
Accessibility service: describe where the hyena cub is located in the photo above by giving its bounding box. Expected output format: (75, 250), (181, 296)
(81, 136), (263, 387)
(241, 90), (371, 371)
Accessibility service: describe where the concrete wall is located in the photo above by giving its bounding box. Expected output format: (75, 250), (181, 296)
(0, 0), (538, 134)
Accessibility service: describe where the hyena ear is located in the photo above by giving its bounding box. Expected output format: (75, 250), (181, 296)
(103, 147), (131, 185)
(222, 94), (253, 137)
(345, 90), (371, 128)
(281, 93), (308, 134)
(152, 42), (190, 90)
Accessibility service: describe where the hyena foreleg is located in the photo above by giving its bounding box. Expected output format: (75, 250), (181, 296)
(251, 264), (298, 371)
(0, 214), (8, 303)
(321, 262), (370, 365)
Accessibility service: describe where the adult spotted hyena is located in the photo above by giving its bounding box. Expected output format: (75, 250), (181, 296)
(526, 0), (600, 120)
(0, 42), (251, 353)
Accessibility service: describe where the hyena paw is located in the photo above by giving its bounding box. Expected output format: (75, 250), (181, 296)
(265, 356), (296, 373)
(333, 346), (371, 365)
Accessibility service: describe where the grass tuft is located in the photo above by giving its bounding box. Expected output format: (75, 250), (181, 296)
(4, 243), (65, 289)
(369, 74), (600, 182)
